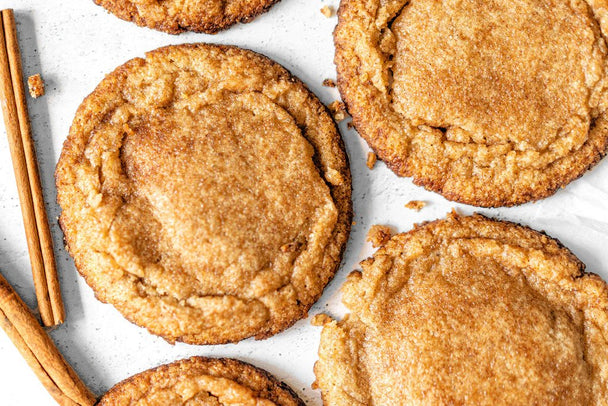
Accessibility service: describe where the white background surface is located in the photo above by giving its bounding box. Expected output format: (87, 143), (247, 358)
(0, 0), (607, 404)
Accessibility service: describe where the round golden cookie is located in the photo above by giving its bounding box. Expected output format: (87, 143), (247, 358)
(93, 0), (279, 34)
(98, 357), (305, 405)
(314, 213), (608, 405)
(335, 0), (608, 207)
(56, 43), (352, 345)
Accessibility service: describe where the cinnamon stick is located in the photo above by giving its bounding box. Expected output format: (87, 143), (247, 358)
(0, 9), (64, 326)
(0, 272), (96, 405)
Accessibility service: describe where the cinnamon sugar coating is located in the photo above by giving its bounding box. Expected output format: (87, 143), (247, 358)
(94, 0), (280, 34)
(315, 213), (608, 404)
(56, 44), (352, 345)
(335, 0), (608, 206)
(99, 357), (304, 405)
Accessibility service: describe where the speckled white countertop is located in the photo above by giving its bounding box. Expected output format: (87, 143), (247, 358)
(0, 1), (607, 404)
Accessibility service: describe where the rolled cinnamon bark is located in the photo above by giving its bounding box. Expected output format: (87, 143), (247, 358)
(0, 272), (96, 405)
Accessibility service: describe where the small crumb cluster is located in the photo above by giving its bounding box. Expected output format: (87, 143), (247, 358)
(366, 152), (377, 169)
(328, 100), (347, 121)
(322, 78), (336, 88)
(320, 5), (334, 17)
(311, 313), (333, 326)
(405, 200), (426, 211)
(366, 224), (393, 248)
(27, 74), (45, 98)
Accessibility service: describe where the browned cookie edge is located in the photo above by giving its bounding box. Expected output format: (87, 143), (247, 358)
(98, 357), (306, 405)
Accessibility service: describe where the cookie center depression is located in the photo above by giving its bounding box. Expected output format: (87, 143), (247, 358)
(350, 240), (592, 404)
(390, 0), (607, 151)
(112, 92), (337, 300)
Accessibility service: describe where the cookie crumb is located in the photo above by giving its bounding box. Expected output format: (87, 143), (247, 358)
(405, 200), (426, 211)
(325, 168), (344, 185)
(447, 208), (460, 220)
(347, 121), (355, 130)
(322, 78), (336, 88)
(366, 152), (377, 169)
(27, 74), (45, 98)
(366, 224), (393, 248)
(320, 5), (333, 17)
(352, 221), (357, 226)
(328, 101), (347, 121)
(311, 313), (333, 326)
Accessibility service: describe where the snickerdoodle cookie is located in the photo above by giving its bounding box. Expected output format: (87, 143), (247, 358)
(94, 0), (279, 34)
(98, 357), (305, 405)
(56, 43), (352, 345)
(335, 0), (608, 206)
(315, 213), (608, 405)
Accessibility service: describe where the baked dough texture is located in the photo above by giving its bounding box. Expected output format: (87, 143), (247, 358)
(93, 0), (279, 34)
(315, 213), (608, 405)
(56, 44), (352, 345)
(98, 357), (305, 405)
(335, 0), (608, 206)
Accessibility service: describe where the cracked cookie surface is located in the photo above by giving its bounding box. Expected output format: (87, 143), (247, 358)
(56, 43), (352, 345)
(94, 0), (280, 34)
(98, 357), (305, 405)
(335, 0), (608, 206)
(315, 213), (608, 405)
